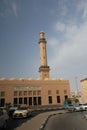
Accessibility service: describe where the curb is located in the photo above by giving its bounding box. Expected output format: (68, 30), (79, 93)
(39, 115), (52, 130)
(39, 112), (62, 130)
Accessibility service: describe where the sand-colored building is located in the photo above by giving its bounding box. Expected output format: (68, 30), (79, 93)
(0, 32), (71, 107)
(80, 78), (87, 103)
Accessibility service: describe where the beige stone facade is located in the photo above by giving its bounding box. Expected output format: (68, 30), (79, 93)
(0, 78), (70, 107)
(0, 32), (71, 107)
(80, 78), (87, 103)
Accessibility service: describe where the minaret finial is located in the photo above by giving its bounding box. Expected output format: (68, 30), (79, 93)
(40, 31), (44, 39)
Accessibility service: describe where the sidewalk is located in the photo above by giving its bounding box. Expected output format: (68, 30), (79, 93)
(15, 110), (66, 130)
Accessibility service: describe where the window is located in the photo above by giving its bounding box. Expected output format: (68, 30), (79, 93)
(43, 56), (45, 59)
(65, 95), (68, 100)
(48, 90), (51, 95)
(48, 96), (52, 104)
(56, 90), (59, 94)
(19, 98), (22, 104)
(29, 97), (32, 105)
(14, 91), (18, 96)
(14, 98), (17, 104)
(19, 91), (22, 96)
(33, 97), (37, 105)
(1, 91), (5, 97)
(37, 90), (41, 95)
(28, 91), (32, 96)
(57, 96), (61, 103)
(24, 91), (27, 96)
(33, 91), (36, 96)
(24, 98), (27, 104)
(64, 90), (67, 94)
(38, 97), (41, 105)
(44, 74), (47, 77)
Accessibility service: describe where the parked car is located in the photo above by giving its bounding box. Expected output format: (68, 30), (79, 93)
(0, 108), (9, 129)
(66, 104), (74, 112)
(8, 104), (20, 116)
(79, 103), (87, 111)
(66, 104), (81, 112)
(13, 104), (32, 118)
(73, 104), (81, 112)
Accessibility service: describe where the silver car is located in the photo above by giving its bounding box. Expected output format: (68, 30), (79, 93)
(67, 104), (81, 112)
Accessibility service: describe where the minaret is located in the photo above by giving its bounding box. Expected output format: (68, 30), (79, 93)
(38, 31), (50, 79)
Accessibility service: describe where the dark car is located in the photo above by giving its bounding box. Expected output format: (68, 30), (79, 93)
(8, 104), (20, 116)
(0, 108), (9, 129)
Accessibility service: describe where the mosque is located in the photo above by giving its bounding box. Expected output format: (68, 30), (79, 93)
(0, 32), (71, 107)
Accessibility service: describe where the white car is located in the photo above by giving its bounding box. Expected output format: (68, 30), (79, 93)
(0, 108), (9, 129)
(80, 104), (87, 111)
(13, 105), (32, 118)
(73, 104), (81, 112)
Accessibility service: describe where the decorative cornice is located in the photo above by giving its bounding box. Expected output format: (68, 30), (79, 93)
(80, 78), (87, 82)
(38, 38), (47, 44)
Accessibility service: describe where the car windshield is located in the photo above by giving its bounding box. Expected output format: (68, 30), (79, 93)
(18, 105), (29, 110)
(18, 107), (27, 110)
(74, 104), (79, 107)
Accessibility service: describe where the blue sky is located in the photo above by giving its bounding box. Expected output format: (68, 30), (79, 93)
(0, 0), (87, 92)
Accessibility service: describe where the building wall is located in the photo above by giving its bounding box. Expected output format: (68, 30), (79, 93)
(81, 79), (87, 103)
(0, 78), (71, 107)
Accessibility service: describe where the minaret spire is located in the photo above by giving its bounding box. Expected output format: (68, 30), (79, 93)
(38, 32), (50, 79)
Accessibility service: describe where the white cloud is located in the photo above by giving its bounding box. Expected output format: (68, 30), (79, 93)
(48, 1), (87, 88)
(49, 0), (87, 91)
(48, 37), (59, 46)
(55, 22), (65, 32)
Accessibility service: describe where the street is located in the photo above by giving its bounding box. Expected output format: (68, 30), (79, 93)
(4, 110), (39, 130)
(1, 109), (87, 130)
(44, 111), (87, 130)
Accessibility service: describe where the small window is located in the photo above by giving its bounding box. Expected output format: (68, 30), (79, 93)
(14, 91), (18, 96)
(1, 91), (5, 97)
(64, 90), (67, 94)
(24, 91), (27, 96)
(19, 91), (22, 96)
(65, 95), (68, 100)
(37, 90), (41, 95)
(56, 90), (59, 94)
(28, 91), (32, 96)
(33, 91), (36, 96)
(48, 90), (51, 95)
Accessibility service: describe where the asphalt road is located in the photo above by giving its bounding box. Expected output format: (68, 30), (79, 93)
(5, 109), (56, 130)
(5, 110), (39, 130)
(44, 111), (87, 130)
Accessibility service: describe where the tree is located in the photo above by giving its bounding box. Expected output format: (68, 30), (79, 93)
(74, 98), (79, 103)
(66, 98), (72, 104)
